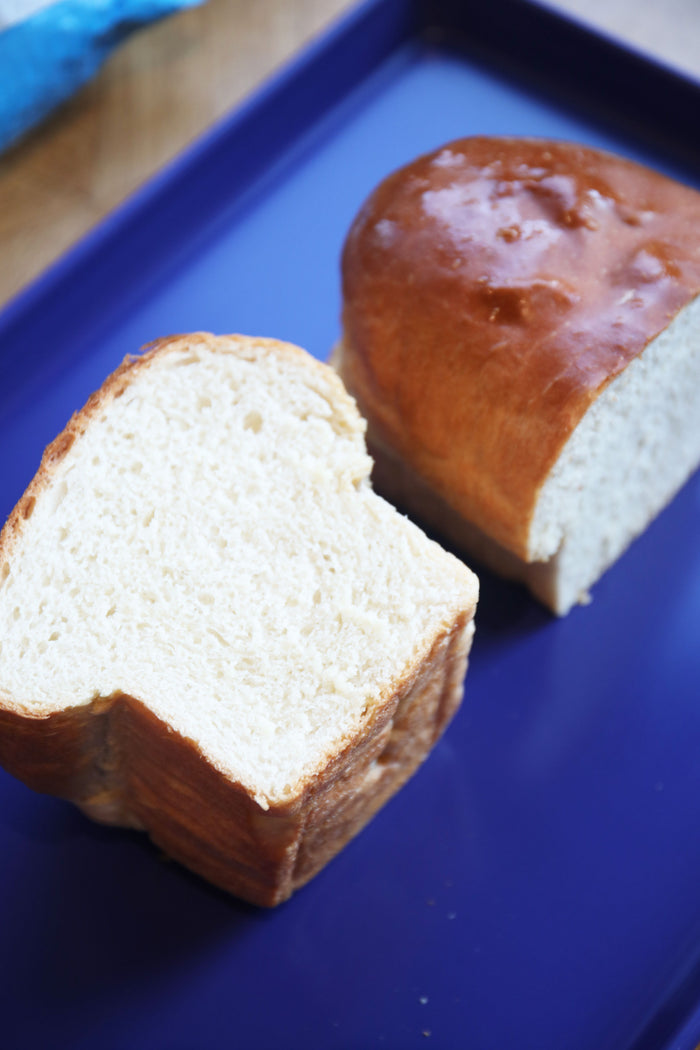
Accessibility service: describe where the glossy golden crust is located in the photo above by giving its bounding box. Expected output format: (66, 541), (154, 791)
(340, 137), (700, 559)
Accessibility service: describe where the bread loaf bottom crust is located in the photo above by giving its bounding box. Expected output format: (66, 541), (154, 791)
(0, 611), (473, 906)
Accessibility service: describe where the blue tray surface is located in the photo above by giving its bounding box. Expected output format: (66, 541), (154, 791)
(1, 9), (700, 1050)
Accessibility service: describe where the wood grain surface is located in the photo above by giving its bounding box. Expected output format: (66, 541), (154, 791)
(0, 0), (352, 309)
(0, 0), (698, 311)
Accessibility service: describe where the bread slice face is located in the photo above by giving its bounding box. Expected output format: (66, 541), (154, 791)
(337, 136), (700, 614)
(528, 293), (700, 611)
(0, 333), (478, 905)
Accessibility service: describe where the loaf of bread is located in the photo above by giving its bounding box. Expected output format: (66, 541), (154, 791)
(0, 333), (478, 906)
(335, 137), (700, 614)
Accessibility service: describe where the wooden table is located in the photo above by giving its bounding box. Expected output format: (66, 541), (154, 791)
(0, 0), (698, 312)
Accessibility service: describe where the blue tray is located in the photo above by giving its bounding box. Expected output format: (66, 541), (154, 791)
(2, 2), (700, 1048)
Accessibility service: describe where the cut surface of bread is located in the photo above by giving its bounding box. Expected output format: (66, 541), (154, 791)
(0, 333), (478, 905)
(337, 136), (700, 614)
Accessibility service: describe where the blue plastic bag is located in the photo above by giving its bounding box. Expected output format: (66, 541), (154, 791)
(0, 0), (203, 152)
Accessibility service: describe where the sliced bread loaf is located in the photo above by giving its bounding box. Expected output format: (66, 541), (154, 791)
(0, 333), (478, 905)
(335, 137), (700, 614)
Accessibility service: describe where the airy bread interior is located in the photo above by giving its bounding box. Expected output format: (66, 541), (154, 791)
(0, 334), (477, 809)
(529, 293), (700, 612)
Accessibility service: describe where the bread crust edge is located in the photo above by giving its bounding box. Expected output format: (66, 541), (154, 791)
(0, 607), (475, 906)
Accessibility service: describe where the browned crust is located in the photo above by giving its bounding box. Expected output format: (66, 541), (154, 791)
(0, 332), (477, 905)
(0, 611), (474, 906)
(340, 136), (700, 559)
